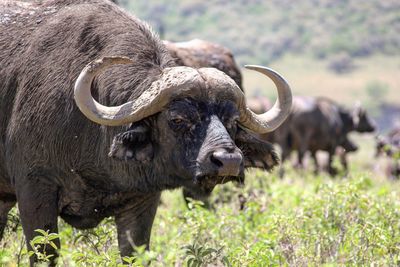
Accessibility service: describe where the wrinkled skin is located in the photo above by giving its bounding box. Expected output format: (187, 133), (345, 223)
(163, 40), (238, 204)
(109, 98), (278, 191)
(105, 98), (278, 254)
(163, 39), (278, 203)
(0, 1), (280, 265)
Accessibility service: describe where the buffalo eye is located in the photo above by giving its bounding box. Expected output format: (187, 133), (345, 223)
(172, 118), (183, 124)
(168, 116), (192, 132)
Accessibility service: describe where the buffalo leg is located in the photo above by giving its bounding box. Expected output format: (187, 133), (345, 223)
(311, 151), (319, 174)
(279, 147), (291, 178)
(339, 151), (348, 173)
(296, 140), (309, 169)
(115, 192), (161, 257)
(292, 130), (311, 170)
(16, 177), (59, 267)
(327, 150), (338, 176)
(296, 149), (306, 169)
(0, 199), (16, 240)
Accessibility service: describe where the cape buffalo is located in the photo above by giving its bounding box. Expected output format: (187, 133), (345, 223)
(292, 98), (375, 175)
(256, 96), (375, 176)
(0, 0), (292, 265)
(376, 127), (400, 179)
(376, 127), (400, 157)
(164, 39), (245, 203)
(164, 39), (243, 89)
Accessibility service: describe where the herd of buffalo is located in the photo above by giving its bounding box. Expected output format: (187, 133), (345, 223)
(164, 38), (399, 179)
(0, 0), (398, 265)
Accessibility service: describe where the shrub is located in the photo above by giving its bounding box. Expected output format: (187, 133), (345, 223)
(327, 52), (356, 74)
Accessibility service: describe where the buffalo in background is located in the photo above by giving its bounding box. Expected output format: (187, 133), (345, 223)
(376, 127), (400, 179)
(0, 0), (292, 265)
(376, 127), (400, 157)
(260, 96), (376, 176)
(164, 39), (243, 90)
(164, 39), (376, 178)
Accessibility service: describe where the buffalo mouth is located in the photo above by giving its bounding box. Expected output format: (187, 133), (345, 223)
(193, 174), (245, 191)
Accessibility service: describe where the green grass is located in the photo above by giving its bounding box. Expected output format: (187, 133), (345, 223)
(1, 137), (400, 266)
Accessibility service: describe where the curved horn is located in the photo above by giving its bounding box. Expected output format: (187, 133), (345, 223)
(196, 66), (291, 133)
(239, 65), (292, 133)
(74, 56), (204, 126)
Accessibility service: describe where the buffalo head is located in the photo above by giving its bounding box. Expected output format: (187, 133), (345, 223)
(74, 57), (292, 192)
(353, 105), (376, 133)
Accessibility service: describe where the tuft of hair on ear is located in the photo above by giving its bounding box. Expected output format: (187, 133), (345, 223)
(235, 129), (279, 171)
(108, 131), (136, 161)
(243, 141), (279, 171)
(108, 122), (154, 163)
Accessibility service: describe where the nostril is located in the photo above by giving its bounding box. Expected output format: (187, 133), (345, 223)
(210, 154), (224, 168)
(210, 149), (243, 177)
(225, 146), (235, 153)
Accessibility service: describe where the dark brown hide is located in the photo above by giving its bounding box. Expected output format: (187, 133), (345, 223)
(162, 40), (280, 203)
(0, 1), (279, 265)
(164, 39), (243, 90)
(256, 96), (375, 176)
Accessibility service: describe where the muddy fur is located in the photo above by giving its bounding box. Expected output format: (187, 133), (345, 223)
(0, 1), (279, 265)
(164, 39), (243, 89)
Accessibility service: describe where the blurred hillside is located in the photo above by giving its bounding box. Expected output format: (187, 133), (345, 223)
(120, 0), (399, 66)
(119, 0), (400, 131)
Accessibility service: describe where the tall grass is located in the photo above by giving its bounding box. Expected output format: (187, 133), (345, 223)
(1, 140), (399, 266)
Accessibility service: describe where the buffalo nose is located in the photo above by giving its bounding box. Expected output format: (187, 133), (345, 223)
(210, 149), (243, 176)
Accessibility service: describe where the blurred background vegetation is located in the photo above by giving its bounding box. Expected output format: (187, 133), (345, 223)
(1, 1), (400, 265)
(121, 0), (399, 65)
(120, 0), (400, 131)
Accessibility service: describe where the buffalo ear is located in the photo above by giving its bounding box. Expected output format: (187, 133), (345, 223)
(109, 122), (154, 163)
(235, 128), (279, 171)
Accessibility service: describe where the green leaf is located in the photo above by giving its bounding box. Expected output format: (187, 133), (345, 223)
(201, 247), (217, 257)
(187, 257), (194, 267)
(222, 256), (231, 267)
(49, 241), (58, 250)
(34, 229), (48, 236)
(48, 234), (59, 241)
